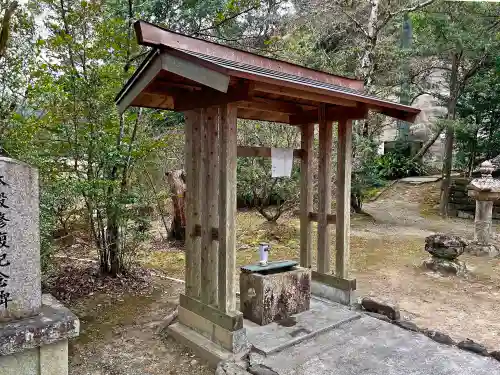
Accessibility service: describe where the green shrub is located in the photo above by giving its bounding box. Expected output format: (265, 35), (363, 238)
(376, 153), (425, 179)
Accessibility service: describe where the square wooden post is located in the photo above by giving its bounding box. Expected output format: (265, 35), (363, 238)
(201, 106), (220, 306)
(300, 123), (314, 268)
(218, 103), (238, 313)
(184, 110), (203, 298)
(317, 104), (333, 274)
(335, 118), (353, 278)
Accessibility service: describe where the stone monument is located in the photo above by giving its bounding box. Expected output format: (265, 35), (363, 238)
(0, 157), (79, 375)
(466, 161), (500, 257)
(423, 234), (468, 276)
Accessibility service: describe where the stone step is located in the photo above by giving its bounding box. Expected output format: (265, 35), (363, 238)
(245, 297), (361, 356)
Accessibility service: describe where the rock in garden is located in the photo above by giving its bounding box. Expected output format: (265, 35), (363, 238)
(425, 234), (468, 260)
(457, 339), (489, 356)
(361, 297), (400, 320)
(423, 257), (467, 276)
(248, 364), (279, 375)
(216, 360), (250, 375)
(394, 320), (419, 332)
(424, 330), (455, 345)
(465, 243), (500, 257)
(489, 351), (500, 362)
(364, 311), (392, 323)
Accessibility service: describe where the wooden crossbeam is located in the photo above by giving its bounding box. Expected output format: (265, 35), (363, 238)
(308, 212), (336, 224)
(237, 146), (304, 159)
(311, 271), (356, 291)
(237, 99), (305, 114)
(174, 84), (252, 112)
(237, 107), (290, 123)
(254, 82), (357, 108)
(179, 294), (243, 331)
(289, 105), (368, 125)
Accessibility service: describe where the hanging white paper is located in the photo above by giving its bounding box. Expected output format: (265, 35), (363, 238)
(271, 148), (293, 178)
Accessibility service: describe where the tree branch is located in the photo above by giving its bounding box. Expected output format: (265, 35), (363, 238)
(379, 0), (435, 32)
(195, 5), (259, 34)
(0, 1), (18, 61)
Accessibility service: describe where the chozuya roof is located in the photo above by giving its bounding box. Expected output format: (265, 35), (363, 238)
(116, 20), (421, 124)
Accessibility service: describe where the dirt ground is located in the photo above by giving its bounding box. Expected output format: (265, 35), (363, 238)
(67, 276), (212, 375)
(60, 181), (500, 374)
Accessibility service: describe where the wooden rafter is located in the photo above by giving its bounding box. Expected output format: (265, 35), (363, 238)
(289, 105), (368, 125)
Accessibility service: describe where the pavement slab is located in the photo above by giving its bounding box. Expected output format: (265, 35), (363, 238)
(256, 314), (500, 375)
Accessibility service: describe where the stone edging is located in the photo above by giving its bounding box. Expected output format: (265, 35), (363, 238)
(359, 297), (499, 362)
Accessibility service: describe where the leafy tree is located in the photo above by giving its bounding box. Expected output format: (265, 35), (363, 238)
(410, 1), (500, 216)
(237, 120), (301, 221)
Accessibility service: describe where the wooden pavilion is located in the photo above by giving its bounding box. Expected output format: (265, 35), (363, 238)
(116, 20), (421, 364)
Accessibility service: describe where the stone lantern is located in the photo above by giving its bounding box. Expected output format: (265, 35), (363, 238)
(467, 161), (500, 256)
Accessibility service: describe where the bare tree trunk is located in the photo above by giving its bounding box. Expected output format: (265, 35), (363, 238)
(411, 124), (445, 162)
(0, 1), (18, 62)
(166, 170), (186, 241)
(439, 52), (459, 217)
(359, 0), (379, 88)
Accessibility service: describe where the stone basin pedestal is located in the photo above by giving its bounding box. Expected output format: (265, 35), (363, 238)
(239, 261), (311, 326)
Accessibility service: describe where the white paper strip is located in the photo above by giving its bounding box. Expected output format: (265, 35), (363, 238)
(271, 148), (294, 177)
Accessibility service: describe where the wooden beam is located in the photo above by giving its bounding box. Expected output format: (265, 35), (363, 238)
(237, 108), (290, 123)
(184, 110), (202, 299)
(179, 294), (243, 331)
(300, 123), (314, 268)
(218, 103), (238, 313)
(160, 51), (230, 93)
(118, 54), (162, 114)
(193, 224), (218, 240)
(174, 84), (251, 112)
(237, 146), (303, 159)
(308, 212), (336, 224)
(336, 118), (353, 279)
(237, 99), (304, 115)
(201, 106), (220, 306)
(311, 271), (356, 291)
(254, 82), (357, 108)
(317, 104), (333, 274)
(253, 96), (317, 111)
(289, 105), (368, 125)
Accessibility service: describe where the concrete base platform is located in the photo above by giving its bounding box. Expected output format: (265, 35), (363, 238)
(251, 314), (500, 375)
(167, 323), (249, 369)
(246, 297), (361, 355)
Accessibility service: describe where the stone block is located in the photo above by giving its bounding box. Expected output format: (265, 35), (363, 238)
(361, 297), (400, 320)
(40, 340), (68, 375)
(178, 306), (249, 353)
(167, 322), (248, 369)
(0, 340), (70, 375)
(0, 158), (41, 322)
(0, 347), (39, 375)
(311, 280), (356, 306)
(0, 294), (79, 356)
(240, 267), (311, 326)
(423, 257), (467, 276)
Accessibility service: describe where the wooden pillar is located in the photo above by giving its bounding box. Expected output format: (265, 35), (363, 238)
(218, 103), (238, 313)
(201, 106), (220, 306)
(317, 104), (333, 274)
(335, 118), (352, 278)
(300, 123), (314, 268)
(184, 110), (203, 298)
